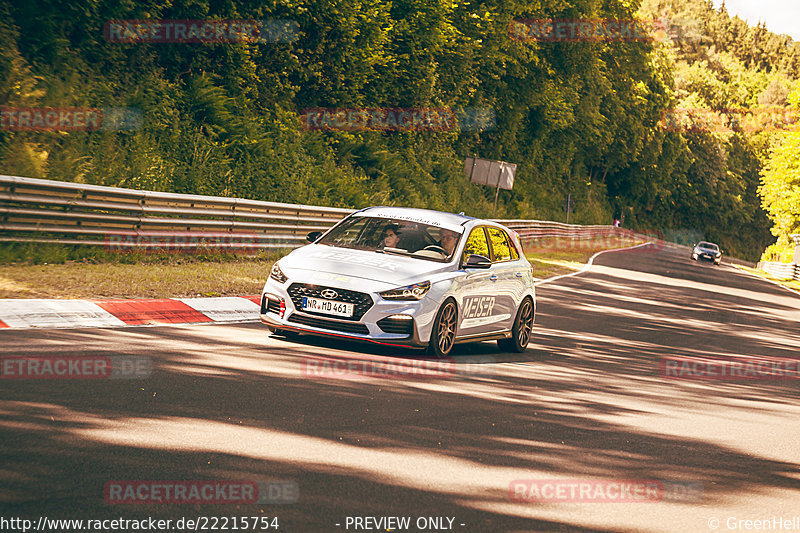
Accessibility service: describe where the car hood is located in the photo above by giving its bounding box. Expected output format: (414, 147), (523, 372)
(279, 244), (453, 288)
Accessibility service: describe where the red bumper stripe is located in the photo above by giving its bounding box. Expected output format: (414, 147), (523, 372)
(277, 323), (415, 348)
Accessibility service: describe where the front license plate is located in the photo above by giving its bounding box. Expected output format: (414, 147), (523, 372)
(301, 297), (354, 318)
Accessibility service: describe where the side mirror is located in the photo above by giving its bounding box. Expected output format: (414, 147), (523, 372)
(306, 231), (323, 243)
(463, 254), (492, 269)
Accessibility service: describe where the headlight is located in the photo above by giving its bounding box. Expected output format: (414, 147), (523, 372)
(379, 280), (431, 300)
(270, 262), (287, 284)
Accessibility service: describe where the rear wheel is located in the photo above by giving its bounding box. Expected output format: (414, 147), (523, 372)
(498, 297), (534, 353)
(428, 299), (457, 358)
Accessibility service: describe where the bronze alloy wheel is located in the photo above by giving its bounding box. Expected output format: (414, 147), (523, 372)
(516, 299), (534, 346)
(498, 297), (534, 353)
(429, 300), (457, 358)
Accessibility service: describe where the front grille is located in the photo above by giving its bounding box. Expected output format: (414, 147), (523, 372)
(377, 316), (413, 335)
(288, 313), (370, 335)
(287, 283), (373, 321)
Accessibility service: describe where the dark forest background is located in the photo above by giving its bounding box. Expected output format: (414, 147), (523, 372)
(2, 0), (799, 261)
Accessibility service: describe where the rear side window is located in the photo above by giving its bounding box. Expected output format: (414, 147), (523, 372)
(508, 231), (521, 260)
(487, 227), (514, 262)
(462, 227), (490, 263)
(486, 228), (519, 262)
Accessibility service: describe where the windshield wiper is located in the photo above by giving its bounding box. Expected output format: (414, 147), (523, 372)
(380, 247), (413, 256)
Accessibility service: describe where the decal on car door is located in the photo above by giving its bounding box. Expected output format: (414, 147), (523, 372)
(460, 295), (511, 329)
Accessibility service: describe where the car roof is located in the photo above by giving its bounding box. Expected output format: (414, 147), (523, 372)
(351, 206), (519, 236)
(354, 206), (478, 231)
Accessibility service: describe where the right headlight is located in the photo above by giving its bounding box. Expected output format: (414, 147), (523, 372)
(379, 280), (431, 300)
(270, 262), (287, 284)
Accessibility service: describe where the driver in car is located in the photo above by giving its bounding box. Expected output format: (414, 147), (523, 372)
(440, 229), (459, 256)
(381, 224), (401, 248)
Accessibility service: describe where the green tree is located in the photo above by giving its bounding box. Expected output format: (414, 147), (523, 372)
(758, 88), (800, 261)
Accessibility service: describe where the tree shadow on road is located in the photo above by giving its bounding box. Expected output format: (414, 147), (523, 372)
(1, 247), (800, 531)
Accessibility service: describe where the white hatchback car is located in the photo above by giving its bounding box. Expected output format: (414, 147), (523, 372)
(260, 206), (536, 357)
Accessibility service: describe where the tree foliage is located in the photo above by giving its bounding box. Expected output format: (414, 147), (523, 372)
(758, 88), (800, 262)
(0, 0), (797, 260)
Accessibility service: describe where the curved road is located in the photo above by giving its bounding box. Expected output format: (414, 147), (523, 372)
(1, 244), (800, 532)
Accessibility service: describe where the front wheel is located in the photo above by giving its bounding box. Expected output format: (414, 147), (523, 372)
(498, 298), (534, 353)
(428, 299), (457, 358)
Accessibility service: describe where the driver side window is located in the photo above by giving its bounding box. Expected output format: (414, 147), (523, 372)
(462, 227), (489, 264)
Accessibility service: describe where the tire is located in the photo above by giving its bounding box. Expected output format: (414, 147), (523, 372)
(498, 297), (534, 353)
(428, 299), (458, 358)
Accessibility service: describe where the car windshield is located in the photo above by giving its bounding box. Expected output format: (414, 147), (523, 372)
(698, 242), (719, 250)
(316, 215), (462, 262)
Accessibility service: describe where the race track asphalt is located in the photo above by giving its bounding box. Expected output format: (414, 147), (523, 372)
(1, 243), (799, 532)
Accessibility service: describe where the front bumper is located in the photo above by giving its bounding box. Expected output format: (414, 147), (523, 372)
(259, 285), (431, 348)
(696, 253), (720, 263)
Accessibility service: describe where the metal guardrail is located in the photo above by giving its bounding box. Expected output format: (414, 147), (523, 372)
(0, 175), (354, 250)
(758, 261), (800, 281)
(0, 175), (758, 268)
(494, 219), (622, 237)
(0, 175), (639, 252)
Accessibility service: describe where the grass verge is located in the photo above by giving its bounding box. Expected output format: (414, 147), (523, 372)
(0, 243), (287, 299)
(525, 235), (646, 279)
(0, 235), (647, 299)
(732, 264), (800, 293)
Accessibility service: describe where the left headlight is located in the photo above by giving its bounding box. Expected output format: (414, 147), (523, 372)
(270, 262), (287, 283)
(379, 280), (431, 300)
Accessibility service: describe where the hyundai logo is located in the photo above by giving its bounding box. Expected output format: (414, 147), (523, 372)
(320, 289), (338, 299)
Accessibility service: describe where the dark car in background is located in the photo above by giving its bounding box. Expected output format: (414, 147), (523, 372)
(691, 241), (723, 265)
